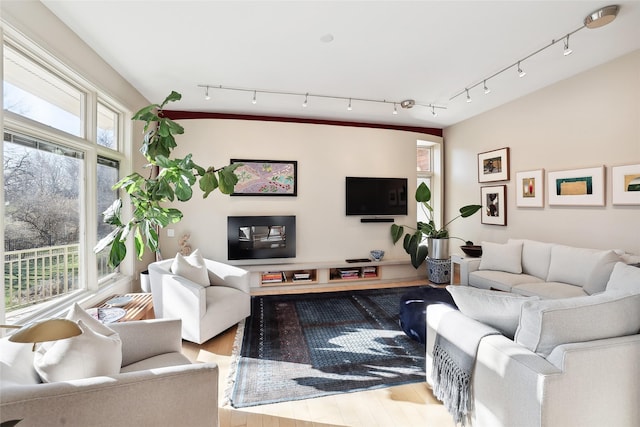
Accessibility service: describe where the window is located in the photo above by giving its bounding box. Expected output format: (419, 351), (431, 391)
(3, 44), (84, 137)
(3, 35), (127, 318)
(416, 140), (442, 231)
(417, 143), (433, 225)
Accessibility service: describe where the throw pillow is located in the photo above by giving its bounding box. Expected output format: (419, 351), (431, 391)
(583, 250), (621, 295)
(479, 241), (523, 274)
(34, 303), (122, 382)
(514, 292), (640, 357)
(171, 248), (210, 287)
(546, 245), (610, 288)
(605, 262), (640, 295)
(446, 285), (537, 338)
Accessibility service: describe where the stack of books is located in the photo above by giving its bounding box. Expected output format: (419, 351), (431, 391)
(361, 266), (378, 278)
(337, 268), (360, 279)
(261, 271), (285, 283)
(292, 272), (312, 282)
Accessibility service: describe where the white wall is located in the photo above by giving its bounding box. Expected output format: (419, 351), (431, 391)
(444, 50), (640, 255)
(159, 118), (441, 266)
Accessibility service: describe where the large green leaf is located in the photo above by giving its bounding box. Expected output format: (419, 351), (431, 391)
(390, 224), (404, 244)
(460, 204), (482, 217)
(415, 182), (431, 203)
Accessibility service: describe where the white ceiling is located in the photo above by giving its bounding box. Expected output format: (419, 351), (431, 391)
(42, 1), (640, 130)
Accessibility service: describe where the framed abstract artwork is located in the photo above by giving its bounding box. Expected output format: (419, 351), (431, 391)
(548, 166), (605, 206)
(230, 159), (297, 196)
(611, 163), (640, 205)
(481, 185), (507, 226)
(478, 147), (510, 183)
(515, 169), (544, 208)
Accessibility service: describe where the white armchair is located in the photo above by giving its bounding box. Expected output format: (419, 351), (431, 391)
(148, 258), (251, 344)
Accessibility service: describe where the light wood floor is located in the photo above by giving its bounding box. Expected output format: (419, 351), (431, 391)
(181, 279), (456, 427)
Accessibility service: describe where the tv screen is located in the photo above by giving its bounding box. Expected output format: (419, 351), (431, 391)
(345, 177), (408, 216)
(227, 215), (296, 260)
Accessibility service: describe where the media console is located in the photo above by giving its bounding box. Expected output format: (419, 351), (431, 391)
(241, 259), (424, 293)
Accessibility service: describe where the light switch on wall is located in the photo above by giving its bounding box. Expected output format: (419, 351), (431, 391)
(167, 228), (175, 238)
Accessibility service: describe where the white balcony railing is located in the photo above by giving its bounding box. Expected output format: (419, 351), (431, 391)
(3, 244), (110, 312)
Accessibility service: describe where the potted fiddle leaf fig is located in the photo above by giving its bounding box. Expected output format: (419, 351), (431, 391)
(94, 91), (241, 268)
(390, 182), (481, 268)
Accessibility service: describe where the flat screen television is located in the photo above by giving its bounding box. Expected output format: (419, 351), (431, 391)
(227, 215), (296, 260)
(345, 177), (408, 216)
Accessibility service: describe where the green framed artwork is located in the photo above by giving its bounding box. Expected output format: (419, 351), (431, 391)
(612, 163), (640, 205)
(548, 166), (604, 206)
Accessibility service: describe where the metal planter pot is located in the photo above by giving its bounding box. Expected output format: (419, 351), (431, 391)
(427, 237), (449, 260)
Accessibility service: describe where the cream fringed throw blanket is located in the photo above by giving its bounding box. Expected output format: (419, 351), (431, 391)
(432, 317), (499, 426)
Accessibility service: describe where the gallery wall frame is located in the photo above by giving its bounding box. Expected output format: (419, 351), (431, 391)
(230, 159), (297, 196)
(516, 169), (544, 208)
(547, 166), (605, 206)
(478, 147), (510, 183)
(481, 185), (507, 226)
(611, 163), (640, 205)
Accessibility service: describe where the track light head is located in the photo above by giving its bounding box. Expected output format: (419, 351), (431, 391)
(302, 93), (308, 108)
(483, 80), (491, 94)
(252, 91), (257, 104)
(517, 62), (526, 78)
(392, 103), (398, 115)
(584, 5), (619, 29)
(347, 98), (352, 111)
(563, 36), (573, 56)
(466, 89), (472, 103)
(204, 87), (211, 101)
(431, 105), (437, 117)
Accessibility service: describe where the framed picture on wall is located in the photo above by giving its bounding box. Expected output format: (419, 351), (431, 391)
(548, 166), (605, 206)
(478, 147), (510, 183)
(515, 169), (544, 208)
(481, 185), (507, 226)
(230, 159), (297, 196)
(612, 163), (640, 205)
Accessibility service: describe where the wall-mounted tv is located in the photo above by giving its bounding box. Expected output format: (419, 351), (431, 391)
(227, 215), (296, 260)
(345, 177), (408, 216)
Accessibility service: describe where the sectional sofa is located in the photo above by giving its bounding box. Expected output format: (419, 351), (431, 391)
(425, 239), (640, 427)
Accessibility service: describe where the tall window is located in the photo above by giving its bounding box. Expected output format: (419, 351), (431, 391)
(3, 36), (127, 316)
(417, 143), (433, 225)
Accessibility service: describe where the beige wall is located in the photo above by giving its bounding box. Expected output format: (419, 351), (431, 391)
(159, 119), (440, 266)
(444, 50), (640, 255)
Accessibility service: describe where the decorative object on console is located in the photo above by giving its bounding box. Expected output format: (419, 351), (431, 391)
(611, 163), (640, 205)
(460, 245), (482, 257)
(231, 159), (297, 196)
(481, 185), (507, 225)
(516, 169), (544, 207)
(94, 91), (240, 268)
(547, 166), (605, 206)
(391, 182), (481, 268)
(478, 147), (510, 183)
(370, 249), (385, 261)
(178, 233), (192, 255)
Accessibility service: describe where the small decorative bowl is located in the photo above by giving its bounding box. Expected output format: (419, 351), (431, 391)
(460, 245), (482, 257)
(370, 250), (385, 261)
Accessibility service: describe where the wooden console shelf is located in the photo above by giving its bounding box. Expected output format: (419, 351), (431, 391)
(242, 259), (422, 291)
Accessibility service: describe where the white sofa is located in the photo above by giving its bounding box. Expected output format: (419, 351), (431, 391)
(1, 319), (219, 427)
(426, 259), (640, 427)
(149, 257), (251, 344)
(461, 239), (638, 298)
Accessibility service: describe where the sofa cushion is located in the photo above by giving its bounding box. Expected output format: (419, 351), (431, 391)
(546, 245), (607, 288)
(469, 270), (543, 291)
(479, 241), (523, 274)
(509, 239), (553, 280)
(583, 250), (621, 295)
(511, 282), (589, 299)
(0, 338), (41, 385)
(606, 262), (640, 295)
(514, 292), (640, 357)
(33, 303), (122, 382)
(446, 285), (537, 338)
(171, 249), (210, 287)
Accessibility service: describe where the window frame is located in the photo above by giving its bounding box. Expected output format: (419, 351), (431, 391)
(2, 27), (132, 324)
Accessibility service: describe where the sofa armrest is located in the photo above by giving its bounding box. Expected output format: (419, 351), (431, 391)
(205, 259), (250, 294)
(1, 363), (219, 427)
(110, 318), (183, 367)
(163, 275), (207, 319)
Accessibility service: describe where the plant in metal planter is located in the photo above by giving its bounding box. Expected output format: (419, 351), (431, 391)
(390, 182), (481, 268)
(95, 91), (240, 268)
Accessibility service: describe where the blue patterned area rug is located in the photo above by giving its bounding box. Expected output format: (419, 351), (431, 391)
(227, 286), (426, 408)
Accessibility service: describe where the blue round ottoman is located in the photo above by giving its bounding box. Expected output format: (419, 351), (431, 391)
(399, 286), (457, 345)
